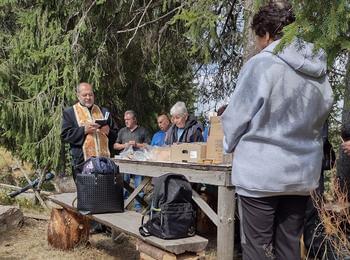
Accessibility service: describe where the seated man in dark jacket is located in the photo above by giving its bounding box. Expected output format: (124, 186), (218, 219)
(165, 101), (203, 145)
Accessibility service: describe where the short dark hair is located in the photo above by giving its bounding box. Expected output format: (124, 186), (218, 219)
(252, 1), (295, 40)
(157, 113), (170, 120)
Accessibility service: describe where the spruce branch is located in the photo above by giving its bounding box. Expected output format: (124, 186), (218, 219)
(125, 0), (153, 49)
(71, 0), (97, 51)
(117, 4), (183, 34)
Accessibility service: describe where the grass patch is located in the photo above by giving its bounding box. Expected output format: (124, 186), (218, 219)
(310, 168), (350, 259)
(0, 147), (14, 169)
(0, 189), (16, 205)
(0, 189), (47, 213)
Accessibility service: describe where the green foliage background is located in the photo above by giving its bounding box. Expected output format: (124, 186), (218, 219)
(283, 0), (350, 128)
(1, 0), (348, 176)
(0, 0), (243, 172)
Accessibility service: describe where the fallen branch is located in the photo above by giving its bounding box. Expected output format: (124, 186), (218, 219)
(24, 213), (50, 221)
(13, 160), (49, 210)
(0, 183), (52, 196)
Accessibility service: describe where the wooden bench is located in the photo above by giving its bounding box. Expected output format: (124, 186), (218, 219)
(48, 192), (208, 260)
(114, 159), (235, 260)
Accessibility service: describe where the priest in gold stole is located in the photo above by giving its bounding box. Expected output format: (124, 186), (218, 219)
(61, 82), (118, 180)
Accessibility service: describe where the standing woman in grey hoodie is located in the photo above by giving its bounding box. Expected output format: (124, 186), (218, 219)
(221, 2), (333, 260)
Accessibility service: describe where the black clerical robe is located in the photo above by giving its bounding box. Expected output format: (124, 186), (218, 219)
(61, 105), (117, 177)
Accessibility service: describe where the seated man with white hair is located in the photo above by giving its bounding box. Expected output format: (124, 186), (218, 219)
(165, 101), (203, 144)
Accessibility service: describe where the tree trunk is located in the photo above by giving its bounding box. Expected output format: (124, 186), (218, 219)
(337, 55), (350, 201)
(47, 208), (90, 250)
(242, 0), (258, 62)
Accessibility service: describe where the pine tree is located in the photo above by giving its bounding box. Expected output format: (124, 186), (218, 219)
(0, 1), (196, 173)
(0, 1), (244, 173)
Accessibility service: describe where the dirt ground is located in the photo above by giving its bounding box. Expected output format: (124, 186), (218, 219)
(0, 149), (219, 259)
(0, 217), (139, 260)
(0, 216), (219, 260)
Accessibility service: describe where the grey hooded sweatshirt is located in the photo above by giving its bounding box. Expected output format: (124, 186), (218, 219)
(221, 39), (333, 197)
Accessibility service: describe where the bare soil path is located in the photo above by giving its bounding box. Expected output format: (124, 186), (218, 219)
(0, 217), (139, 260)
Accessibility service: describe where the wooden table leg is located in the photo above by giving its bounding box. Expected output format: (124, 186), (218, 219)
(192, 189), (219, 226)
(124, 177), (151, 209)
(217, 185), (235, 260)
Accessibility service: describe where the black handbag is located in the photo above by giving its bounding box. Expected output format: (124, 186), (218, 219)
(76, 157), (124, 214)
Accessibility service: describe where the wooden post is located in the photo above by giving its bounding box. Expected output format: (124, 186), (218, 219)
(217, 186), (235, 260)
(47, 208), (90, 250)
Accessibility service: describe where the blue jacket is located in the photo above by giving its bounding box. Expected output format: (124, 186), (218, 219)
(151, 131), (166, 146)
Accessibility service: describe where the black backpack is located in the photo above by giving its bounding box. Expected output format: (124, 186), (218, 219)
(139, 173), (196, 239)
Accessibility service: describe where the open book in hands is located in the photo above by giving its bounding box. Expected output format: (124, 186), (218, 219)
(95, 112), (109, 126)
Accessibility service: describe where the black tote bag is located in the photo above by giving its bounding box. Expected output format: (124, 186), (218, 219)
(76, 157), (124, 214)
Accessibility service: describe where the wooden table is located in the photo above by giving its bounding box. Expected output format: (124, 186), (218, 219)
(114, 158), (235, 260)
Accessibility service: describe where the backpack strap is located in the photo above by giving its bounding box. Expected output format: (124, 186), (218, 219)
(138, 204), (162, 237)
(139, 206), (151, 237)
(139, 224), (151, 237)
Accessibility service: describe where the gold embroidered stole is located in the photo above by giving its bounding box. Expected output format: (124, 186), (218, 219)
(73, 103), (110, 160)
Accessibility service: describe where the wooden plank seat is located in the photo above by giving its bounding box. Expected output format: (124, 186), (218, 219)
(48, 192), (208, 257)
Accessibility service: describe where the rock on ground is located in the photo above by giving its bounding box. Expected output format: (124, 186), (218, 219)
(53, 176), (76, 193)
(0, 205), (23, 232)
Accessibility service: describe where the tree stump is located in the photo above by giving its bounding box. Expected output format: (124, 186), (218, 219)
(47, 208), (90, 250)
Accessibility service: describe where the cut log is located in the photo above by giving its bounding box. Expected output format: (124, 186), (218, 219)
(0, 205), (23, 232)
(137, 240), (205, 260)
(47, 208), (90, 250)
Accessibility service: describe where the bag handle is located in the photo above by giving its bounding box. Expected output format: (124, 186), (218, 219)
(72, 196), (77, 207)
(75, 157), (93, 173)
